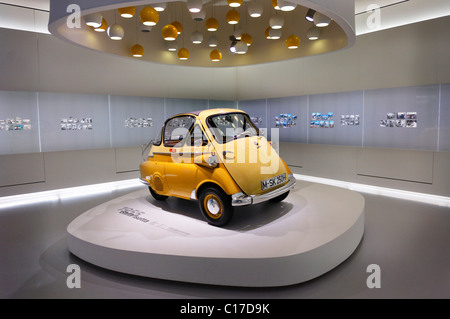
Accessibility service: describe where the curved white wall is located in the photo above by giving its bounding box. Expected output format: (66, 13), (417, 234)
(236, 15), (450, 100)
(1, 16), (449, 100)
(1, 16), (449, 198)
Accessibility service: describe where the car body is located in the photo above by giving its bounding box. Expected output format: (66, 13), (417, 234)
(139, 108), (296, 226)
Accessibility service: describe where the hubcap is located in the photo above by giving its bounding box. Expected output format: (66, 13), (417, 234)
(204, 194), (223, 219)
(207, 198), (220, 215)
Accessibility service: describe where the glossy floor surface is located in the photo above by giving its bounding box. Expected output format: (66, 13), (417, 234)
(1, 184), (449, 299)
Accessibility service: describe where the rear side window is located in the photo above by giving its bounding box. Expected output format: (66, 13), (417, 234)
(163, 116), (195, 147)
(152, 128), (162, 145)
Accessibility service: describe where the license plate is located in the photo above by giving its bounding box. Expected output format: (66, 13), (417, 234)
(261, 173), (286, 191)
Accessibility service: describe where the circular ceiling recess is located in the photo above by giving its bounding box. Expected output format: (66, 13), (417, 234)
(48, 0), (355, 67)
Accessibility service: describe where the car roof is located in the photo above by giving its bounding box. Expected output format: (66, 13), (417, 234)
(175, 108), (246, 119)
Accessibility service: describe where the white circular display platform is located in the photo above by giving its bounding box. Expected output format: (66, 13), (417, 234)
(67, 179), (365, 287)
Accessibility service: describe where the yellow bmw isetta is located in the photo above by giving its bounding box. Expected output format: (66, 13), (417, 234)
(139, 108), (296, 226)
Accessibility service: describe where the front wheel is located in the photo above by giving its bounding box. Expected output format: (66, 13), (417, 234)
(199, 187), (233, 227)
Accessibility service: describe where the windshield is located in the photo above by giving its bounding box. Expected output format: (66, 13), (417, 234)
(206, 113), (259, 144)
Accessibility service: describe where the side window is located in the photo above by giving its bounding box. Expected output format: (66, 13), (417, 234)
(152, 128), (162, 146)
(163, 116), (195, 147)
(186, 125), (208, 147)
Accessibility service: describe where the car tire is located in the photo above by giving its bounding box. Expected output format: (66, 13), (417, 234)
(199, 187), (233, 227)
(269, 191), (290, 203)
(149, 186), (168, 201)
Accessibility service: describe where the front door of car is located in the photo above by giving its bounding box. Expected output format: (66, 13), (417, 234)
(163, 116), (199, 199)
(205, 113), (287, 196)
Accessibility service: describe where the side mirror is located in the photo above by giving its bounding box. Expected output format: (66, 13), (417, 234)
(207, 153), (219, 167)
(194, 153), (219, 168)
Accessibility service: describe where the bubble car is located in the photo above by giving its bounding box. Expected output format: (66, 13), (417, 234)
(139, 108), (296, 226)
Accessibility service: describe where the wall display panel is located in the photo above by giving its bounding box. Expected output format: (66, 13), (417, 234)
(268, 96), (308, 143)
(363, 85), (439, 151)
(238, 99), (267, 136)
(109, 95), (165, 148)
(378, 111), (418, 128)
(164, 98), (209, 119)
(60, 117), (93, 130)
(439, 84), (450, 151)
(38, 92), (110, 152)
(308, 91), (364, 147)
(208, 100), (238, 109)
(0, 91), (40, 155)
(310, 112), (337, 128)
(275, 114), (298, 128)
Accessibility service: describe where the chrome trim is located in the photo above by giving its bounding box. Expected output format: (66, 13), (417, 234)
(231, 174), (296, 206)
(190, 189), (197, 200)
(231, 192), (252, 206)
(139, 177), (149, 186)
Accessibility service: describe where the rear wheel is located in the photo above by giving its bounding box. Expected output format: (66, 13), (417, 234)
(199, 187), (233, 227)
(269, 191), (290, 203)
(149, 186), (168, 201)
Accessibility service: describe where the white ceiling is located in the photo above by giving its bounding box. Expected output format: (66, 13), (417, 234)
(0, 0), (446, 14)
(0, 0), (49, 11)
(0, 0), (449, 35)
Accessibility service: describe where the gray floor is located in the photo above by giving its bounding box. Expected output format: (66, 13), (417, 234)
(1, 184), (449, 299)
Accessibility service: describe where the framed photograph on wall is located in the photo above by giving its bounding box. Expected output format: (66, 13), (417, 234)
(397, 112), (406, 119)
(395, 120), (406, 127)
(406, 120), (417, 128)
(380, 120), (388, 127)
(406, 112), (417, 119)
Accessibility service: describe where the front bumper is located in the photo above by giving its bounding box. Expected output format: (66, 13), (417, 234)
(139, 177), (149, 186)
(231, 174), (296, 206)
